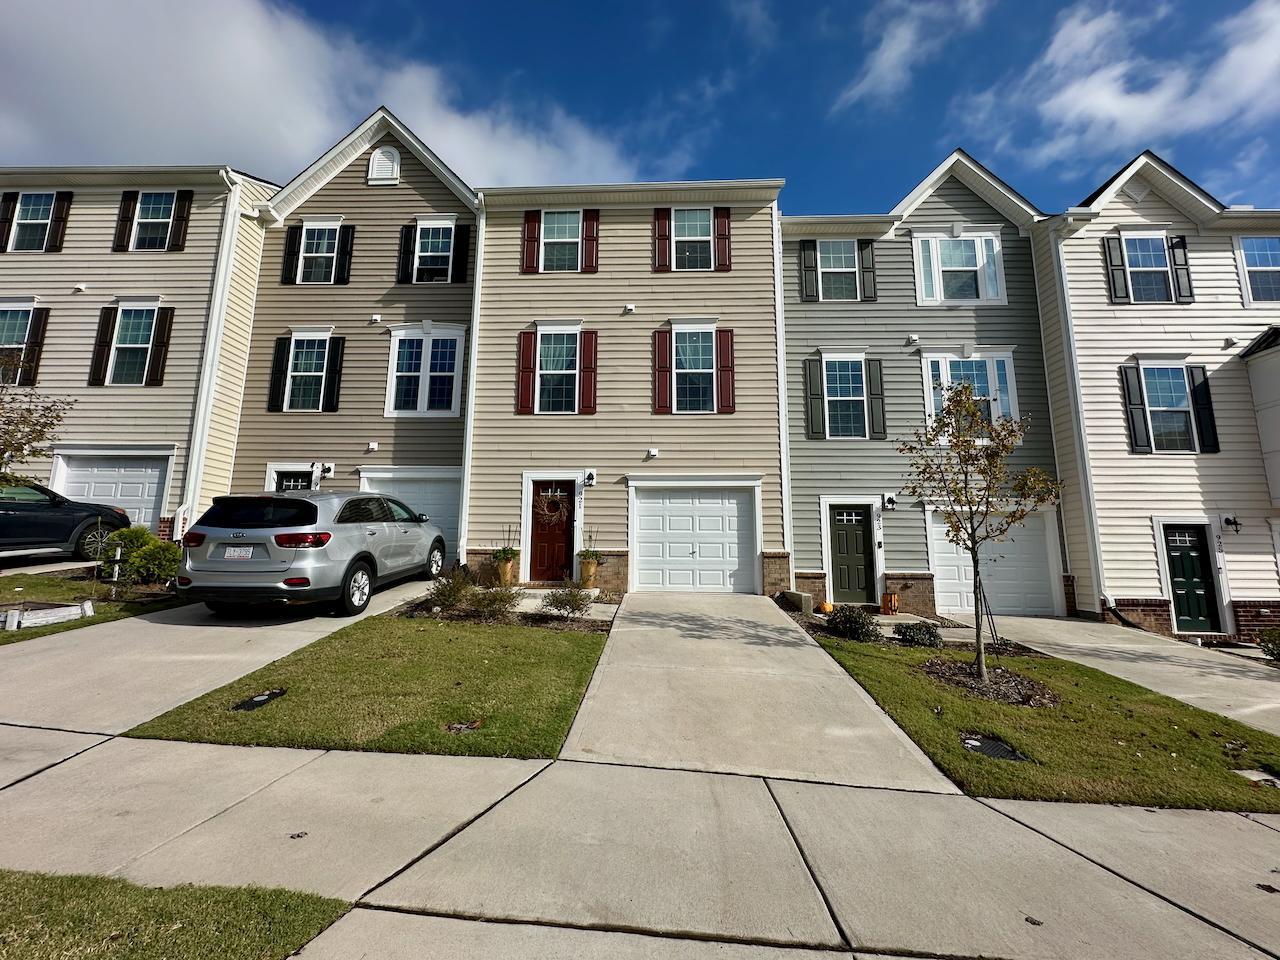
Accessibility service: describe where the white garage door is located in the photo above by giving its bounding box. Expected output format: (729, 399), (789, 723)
(361, 472), (461, 560)
(59, 456), (168, 529)
(932, 513), (1058, 616)
(634, 487), (756, 592)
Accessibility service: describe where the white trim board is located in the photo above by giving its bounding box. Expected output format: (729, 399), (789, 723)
(519, 470), (586, 584)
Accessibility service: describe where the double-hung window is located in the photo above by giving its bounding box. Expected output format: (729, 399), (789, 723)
(924, 352), (1017, 422)
(673, 208), (713, 271)
(1238, 236), (1280, 304)
(915, 233), (1004, 304)
(1141, 365), (1196, 452)
(818, 240), (859, 301)
(285, 334), (329, 410)
(414, 218), (454, 283)
(536, 326), (579, 414)
(132, 192), (176, 250)
(9, 193), (54, 252)
(822, 354), (866, 438)
(1121, 233), (1174, 303)
(0, 307), (32, 385)
(541, 211), (582, 272)
(386, 325), (463, 416)
(107, 305), (157, 385)
(673, 324), (715, 412)
(298, 222), (339, 283)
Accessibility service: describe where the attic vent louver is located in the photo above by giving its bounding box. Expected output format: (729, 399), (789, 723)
(368, 145), (401, 186)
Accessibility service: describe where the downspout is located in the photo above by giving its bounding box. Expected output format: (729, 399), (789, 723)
(770, 198), (795, 590)
(456, 193), (486, 565)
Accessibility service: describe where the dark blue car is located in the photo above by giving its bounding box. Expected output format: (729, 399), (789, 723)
(0, 483), (131, 561)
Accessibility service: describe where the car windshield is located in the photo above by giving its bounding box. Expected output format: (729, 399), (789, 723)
(198, 498), (318, 529)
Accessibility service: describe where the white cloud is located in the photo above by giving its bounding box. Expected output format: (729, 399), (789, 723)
(832, 0), (993, 110)
(0, 0), (641, 187)
(726, 0), (777, 51)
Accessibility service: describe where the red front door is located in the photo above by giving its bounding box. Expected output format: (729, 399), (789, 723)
(529, 480), (575, 582)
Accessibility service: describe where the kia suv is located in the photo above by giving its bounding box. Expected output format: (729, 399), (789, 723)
(0, 483), (130, 561)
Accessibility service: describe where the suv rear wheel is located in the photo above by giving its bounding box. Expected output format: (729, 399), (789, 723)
(73, 524), (111, 561)
(336, 561), (373, 616)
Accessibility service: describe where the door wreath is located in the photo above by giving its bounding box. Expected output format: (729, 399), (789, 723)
(533, 490), (570, 525)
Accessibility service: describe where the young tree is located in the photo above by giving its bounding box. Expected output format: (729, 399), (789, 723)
(0, 383), (74, 485)
(898, 381), (1059, 682)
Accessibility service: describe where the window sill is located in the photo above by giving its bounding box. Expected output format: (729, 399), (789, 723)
(383, 410), (461, 419)
(917, 299), (1009, 308)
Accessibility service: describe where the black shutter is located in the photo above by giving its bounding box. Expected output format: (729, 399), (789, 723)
(1188, 365), (1219, 453)
(281, 225), (302, 284)
(45, 192), (72, 252)
(1168, 235), (1194, 304)
(1103, 236), (1130, 304)
(858, 239), (877, 301)
(334, 225), (355, 284)
(0, 192), (16, 252)
(321, 336), (345, 412)
(145, 307), (174, 386)
(866, 358), (886, 439)
(451, 223), (470, 283)
(16, 307), (48, 386)
(799, 239), (818, 302)
(88, 307), (118, 386)
(397, 224), (415, 284)
(267, 337), (290, 411)
(804, 356), (825, 439)
(168, 190), (193, 251)
(1120, 365), (1151, 454)
(112, 191), (138, 252)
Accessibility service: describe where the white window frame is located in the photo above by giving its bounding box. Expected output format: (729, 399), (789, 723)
(914, 232), (1006, 306)
(921, 350), (1020, 424)
(820, 351), (868, 440)
(367, 145), (401, 186)
(413, 215), (456, 284)
(672, 207), (714, 272)
(297, 218), (341, 285)
(1233, 235), (1280, 308)
(539, 209), (583, 273)
(130, 190), (177, 251)
(1137, 360), (1199, 454)
(8, 191), (55, 253)
(383, 323), (465, 418)
(0, 299), (34, 386)
(671, 319), (717, 414)
(1120, 230), (1175, 304)
(106, 299), (160, 387)
(533, 322), (581, 416)
(283, 326), (333, 412)
(817, 239), (860, 302)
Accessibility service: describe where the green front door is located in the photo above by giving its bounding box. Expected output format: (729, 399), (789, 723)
(829, 505), (874, 604)
(1165, 525), (1220, 633)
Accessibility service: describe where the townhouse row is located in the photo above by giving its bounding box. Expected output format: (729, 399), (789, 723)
(4, 108), (1279, 643)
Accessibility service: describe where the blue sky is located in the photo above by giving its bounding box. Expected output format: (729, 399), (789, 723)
(3, 1), (1279, 213)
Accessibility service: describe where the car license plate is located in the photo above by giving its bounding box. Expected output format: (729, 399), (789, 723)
(223, 546), (254, 560)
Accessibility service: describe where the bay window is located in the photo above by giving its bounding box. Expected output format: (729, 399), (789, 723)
(385, 326), (464, 416)
(924, 351), (1018, 422)
(915, 233), (1004, 304)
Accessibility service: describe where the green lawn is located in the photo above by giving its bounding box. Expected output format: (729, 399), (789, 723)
(0, 869), (347, 960)
(820, 639), (1280, 812)
(1, 571), (182, 645)
(129, 615), (607, 758)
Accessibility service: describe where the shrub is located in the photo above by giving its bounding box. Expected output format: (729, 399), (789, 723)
(124, 540), (181, 586)
(469, 584), (524, 623)
(1259, 627), (1280, 661)
(541, 580), (594, 620)
(428, 568), (475, 614)
(893, 621), (944, 648)
(104, 526), (153, 563)
(826, 604), (881, 643)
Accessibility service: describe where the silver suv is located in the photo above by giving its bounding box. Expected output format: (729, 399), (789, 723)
(177, 491), (447, 616)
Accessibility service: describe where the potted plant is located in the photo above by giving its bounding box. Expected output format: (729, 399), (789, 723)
(577, 549), (603, 588)
(491, 546), (519, 586)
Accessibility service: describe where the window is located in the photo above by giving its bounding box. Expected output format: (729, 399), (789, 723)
(335, 497), (392, 524)
(10, 193), (54, 251)
(1239, 236), (1280, 303)
(1122, 233), (1173, 303)
(924, 352), (1018, 422)
(0, 308), (32, 385)
(414, 220), (454, 283)
(274, 470), (313, 492)
(674, 327), (715, 412)
(386, 327), (463, 416)
(818, 240), (859, 301)
(298, 224), (339, 283)
(285, 335), (328, 410)
(915, 234), (1004, 304)
(0, 485), (50, 502)
(131, 192), (175, 250)
(386, 498), (417, 523)
(541, 211), (582, 272)
(823, 355), (866, 438)
(1142, 366), (1195, 452)
(536, 329), (578, 414)
(107, 306), (157, 385)
(673, 208), (713, 271)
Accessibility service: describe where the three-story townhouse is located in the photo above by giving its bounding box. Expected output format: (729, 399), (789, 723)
(1032, 151), (1280, 641)
(0, 165), (274, 540)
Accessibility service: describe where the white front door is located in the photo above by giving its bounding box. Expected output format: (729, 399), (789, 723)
(58, 456), (168, 530)
(634, 487), (756, 592)
(931, 512), (1058, 616)
(360, 471), (460, 560)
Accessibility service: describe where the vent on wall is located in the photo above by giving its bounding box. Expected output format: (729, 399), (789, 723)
(368, 145), (401, 186)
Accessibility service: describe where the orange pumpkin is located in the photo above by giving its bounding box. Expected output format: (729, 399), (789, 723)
(816, 600), (834, 615)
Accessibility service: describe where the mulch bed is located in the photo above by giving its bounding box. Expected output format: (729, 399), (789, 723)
(402, 605), (610, 635)
(781, 605), (1044, 657)
(920, 656), (1061, 708)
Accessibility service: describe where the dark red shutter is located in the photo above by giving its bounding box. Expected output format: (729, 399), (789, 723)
(0, 192), (16, 252)
(653, 208), (671, 272)
(88, 307), (118, 386)
(652, 328), (672, 414)
(168, 190), (193, 251)
(521, 210), (540, 273)
(334, 225), (355, 284)
(396, 224), (415, 283)
(451, 223), (470, 283)
(281, 224), (302, 283)
(267, 337), (290, 411)
(579, 329), (598, 414)
(715, 328), (735, 413)
(582, 209), (600, 273)
(144, 307), (174, 386)
(321, 336), (345, 411)
(713, 207), (731, 272)
(45, 192), (72, 252)
(17, 307), (49, 386)
(112, 191), (138, 252)
(516, 330), (536, 414)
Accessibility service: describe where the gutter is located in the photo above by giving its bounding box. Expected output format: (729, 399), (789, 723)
(456, 193), (486, 562)
(770, 199), (795, 589)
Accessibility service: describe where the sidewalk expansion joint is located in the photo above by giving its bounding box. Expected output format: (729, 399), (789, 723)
(0, 734), (115, 794)
(0, 719), (114, 737)
(1239, 811), (1280, 835)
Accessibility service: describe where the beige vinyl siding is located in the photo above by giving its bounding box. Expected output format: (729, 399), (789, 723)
(466, 202), (784, 555)
(1060, 181), (1280, 600)
(230, 134), (475, 494)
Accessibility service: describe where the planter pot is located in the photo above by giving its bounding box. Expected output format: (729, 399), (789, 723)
(496, 558), (517, 587)
(880, 591), (900, 616)
(579, 558), (599, 588)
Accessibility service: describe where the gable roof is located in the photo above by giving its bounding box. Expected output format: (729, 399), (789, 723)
(889, 148), (1043, 229)
(1241, 326), (1280, 360)
(266, 106), (478, 220)
(1074, 150), (1223, 220)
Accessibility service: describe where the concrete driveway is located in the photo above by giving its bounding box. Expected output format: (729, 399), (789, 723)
(560, 593), (956, 792)
(980, 615), (1280, 736)
(0, 580), (424, 734)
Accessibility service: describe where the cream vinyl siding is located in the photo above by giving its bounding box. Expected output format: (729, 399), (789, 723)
(466, 202), (784, 555)
(230, 134), (475, 494)
(1054, 181), (1280, 600)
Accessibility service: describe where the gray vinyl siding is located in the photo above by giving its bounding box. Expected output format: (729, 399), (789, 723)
(785, 177), (1056, 576)
(230, 134), (475, 494)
